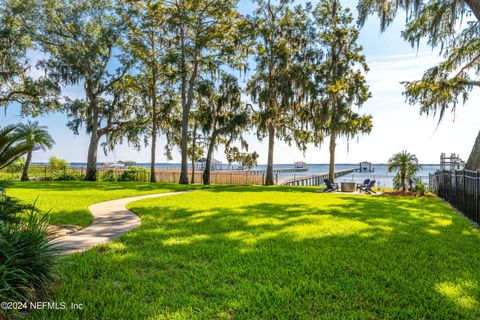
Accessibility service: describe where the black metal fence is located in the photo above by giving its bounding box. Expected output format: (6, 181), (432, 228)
(430, 169), (480, 224)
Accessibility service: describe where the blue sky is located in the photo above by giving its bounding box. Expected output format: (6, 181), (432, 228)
(1, 0), (478, 165)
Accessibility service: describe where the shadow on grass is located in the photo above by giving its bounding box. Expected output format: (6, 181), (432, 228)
(11, 181), (248, 193)
(47, 209), (93, 227)
(31, 189), (480, 319)
(11, 181), (196, 191)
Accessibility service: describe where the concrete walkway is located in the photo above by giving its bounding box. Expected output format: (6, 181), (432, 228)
(51, 191), (188, 254)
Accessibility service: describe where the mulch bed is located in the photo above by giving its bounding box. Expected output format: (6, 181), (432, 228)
(381, 190), (435, 198)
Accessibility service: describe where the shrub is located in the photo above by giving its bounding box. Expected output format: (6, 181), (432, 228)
(117, 166), (147, 182)
(0, 161), (23, 180)
(392, 173), (402, 191)
(51, 171), (82, 181)
(393, 171), (423, 192)
(0, 212), (58, 303)
(0, 184), (58, 317)
(0, 195), (37, 224)
(48, 156), (68, 171)
(0, 180), (12, 192)
(7, 158), (25, 169)
(100, 170), (117, 182)
(414, 182), (427, 196)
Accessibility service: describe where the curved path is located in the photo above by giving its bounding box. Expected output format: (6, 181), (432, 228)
(51, 191), (189, 255)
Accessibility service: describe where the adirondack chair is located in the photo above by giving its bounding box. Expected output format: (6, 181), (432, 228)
(357, 180), (376, 194)
(323, 179), (339, 192)
(356, 179), (370, 189)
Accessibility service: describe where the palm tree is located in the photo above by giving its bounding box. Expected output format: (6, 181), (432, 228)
(15, 121), (55, 181)
(0, 125), (33, 170)
(387, 150), (422, 192)
(406, 164), (422, 191)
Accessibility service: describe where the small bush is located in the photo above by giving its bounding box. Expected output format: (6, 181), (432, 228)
(0, 212), (58, 303)
(0, 184), (58, 318)
(0, 180), (12, 192)
(117, 166), (147, 182)
(48, 156), (68, 170)
(100, 170), (117, 182)
(0, 195), (37, 223)
(414, 182), (427, 196)
(51, 171), (82, 181)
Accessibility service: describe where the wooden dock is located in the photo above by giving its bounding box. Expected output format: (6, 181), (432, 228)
(247, 167), (308, 176)
(353, 168), (375, 173)
(281, 169), (356, 187)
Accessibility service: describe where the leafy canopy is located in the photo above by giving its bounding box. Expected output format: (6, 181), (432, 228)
(357, 0), (480, 122)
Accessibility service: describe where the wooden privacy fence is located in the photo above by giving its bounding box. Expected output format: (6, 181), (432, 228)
(0, 165), (267, 185)
(154, 170), (265, 185)
(430, 169), (480, 224)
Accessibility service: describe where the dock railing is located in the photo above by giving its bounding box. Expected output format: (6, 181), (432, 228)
(281, 169), (356, 187)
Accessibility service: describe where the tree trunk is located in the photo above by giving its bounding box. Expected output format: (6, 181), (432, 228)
(150, 62), (158, 183)
(465, 0), (480, 21)
(179, 22), (189, 185)
(328, 133), (336, 182)
(265, 123), (275, 185)
(21, 151), (32, 181)
(85, 82), (100, 182)
(179, 107), (189, 184)
(466, 129), (480, 171)
(85, 131), (99, 181)
(203, 131), (217, 185)
(190, 155), (195, 184)
(191, 122), (197, 184)
(150, 128), (157, 183)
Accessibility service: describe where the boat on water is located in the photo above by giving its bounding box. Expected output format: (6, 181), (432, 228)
(117, 160), (137, 167)
(102, 160), (137, 169)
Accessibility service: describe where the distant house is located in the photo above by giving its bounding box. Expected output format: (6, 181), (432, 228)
(359, 161), (374, 172)
(294, 161), (307, 169)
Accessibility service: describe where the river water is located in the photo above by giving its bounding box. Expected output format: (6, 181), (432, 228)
(48, 162), (440, 188)
(252, 163), (440, 188)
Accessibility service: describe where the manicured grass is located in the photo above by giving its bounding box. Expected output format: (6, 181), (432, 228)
(25, 185), (480, 319)
(8, 181), (207, 227)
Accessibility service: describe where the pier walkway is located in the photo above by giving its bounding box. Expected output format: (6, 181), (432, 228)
(280, 169), (356, 186)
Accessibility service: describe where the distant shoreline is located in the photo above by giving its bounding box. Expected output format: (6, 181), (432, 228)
(31, 162), (441, 166)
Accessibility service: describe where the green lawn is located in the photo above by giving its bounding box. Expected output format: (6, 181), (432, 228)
(13, 184), (479, 319)
(8, 181), (206, 227)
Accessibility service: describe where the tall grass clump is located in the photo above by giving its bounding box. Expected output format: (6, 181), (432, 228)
(0, 182), (58, 317)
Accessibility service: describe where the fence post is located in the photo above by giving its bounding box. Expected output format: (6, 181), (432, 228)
(443, 170), (446, 199)
(463, 169), (466, 215)
(477, 170), (480, 224)
(451, 170), (458, 208)
(44, 165), (47, 180)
